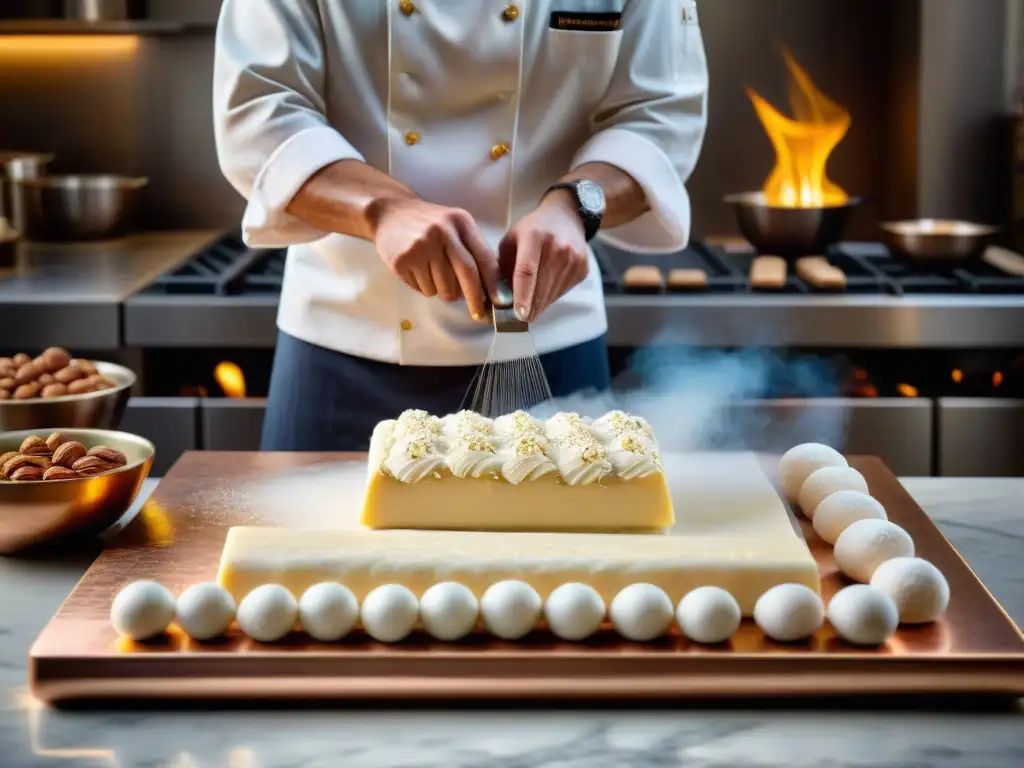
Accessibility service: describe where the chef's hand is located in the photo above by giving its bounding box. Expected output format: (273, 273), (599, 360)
(500, 191), (589, 322)
(373, 198), (499, 321)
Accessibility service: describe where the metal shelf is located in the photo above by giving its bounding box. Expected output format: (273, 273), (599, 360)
(0, 20), (214, 36)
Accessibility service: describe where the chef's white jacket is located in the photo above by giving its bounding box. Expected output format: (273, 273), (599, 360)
(214, 0), (708, 365)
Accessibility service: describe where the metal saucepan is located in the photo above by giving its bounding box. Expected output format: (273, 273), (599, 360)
(879, 219), (1001, 265)
(724, 191), (863, 258)
(17, 174), (148, 241)
(0, 218), (20, 270)
(0, 151), (54, 232)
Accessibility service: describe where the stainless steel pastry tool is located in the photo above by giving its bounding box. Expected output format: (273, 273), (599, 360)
(463, 275), (553, 417)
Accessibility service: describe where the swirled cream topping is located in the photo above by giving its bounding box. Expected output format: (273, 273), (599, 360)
(377, 409), (661, 485)
(543, 414), (612, 486)
(590, 410), (654, 442)
(442, 411), (504, 479)
(604, 432), (662, 480)
(494, 410), (557, 484)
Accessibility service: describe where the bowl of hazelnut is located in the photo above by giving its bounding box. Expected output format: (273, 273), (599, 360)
(0, 347), (135, 432)
(0, 428), (154, 553)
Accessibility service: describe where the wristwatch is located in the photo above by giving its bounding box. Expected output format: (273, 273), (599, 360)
(544, 179), (605, 241)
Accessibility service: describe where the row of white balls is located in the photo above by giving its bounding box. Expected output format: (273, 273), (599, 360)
(112, 580), (749, 645)
(780, 443), (950, 624)
(112, 576), (924, 648)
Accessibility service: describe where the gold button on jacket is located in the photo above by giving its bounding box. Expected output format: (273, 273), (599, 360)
(404, 131), (420, 145)
(399, 319), (413, 331)
(502, 4), (520, 22)
(490, 143), (510, 160)
(399, 0), (415, 16)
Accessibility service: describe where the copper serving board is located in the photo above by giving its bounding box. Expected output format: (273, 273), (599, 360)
(29, 452), (1024, 703)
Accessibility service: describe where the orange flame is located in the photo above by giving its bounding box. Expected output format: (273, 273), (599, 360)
(951, 369), (964, 384)
(214, 361), (246, 399)
(992, 371), (1004, 388)
(747, 48), (851, 208)
(897, 383), (918, 398)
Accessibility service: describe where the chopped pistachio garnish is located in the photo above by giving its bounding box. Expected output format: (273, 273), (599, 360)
(406, 439), (431, 460)
(459, 438), (496, 454)
(619, 435), (647, 455)
(514, 436), (546, 456)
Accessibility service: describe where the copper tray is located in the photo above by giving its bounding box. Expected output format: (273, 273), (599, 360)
(28, 452), (1024, 703)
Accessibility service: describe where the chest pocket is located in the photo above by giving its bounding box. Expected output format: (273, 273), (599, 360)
(542, 27), (624, 106)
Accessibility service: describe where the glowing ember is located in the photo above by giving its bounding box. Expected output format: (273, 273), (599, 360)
(992, 371), (1004, 388)
(214, 361), (247, 399)
(747, 48), (851, 208)
(897, 383), (918, 398)
(951, 369), (964, 384)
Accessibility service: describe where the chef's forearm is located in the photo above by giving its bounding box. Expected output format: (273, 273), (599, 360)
(285, 159), (419, 242)
(560, 161), (650, 228)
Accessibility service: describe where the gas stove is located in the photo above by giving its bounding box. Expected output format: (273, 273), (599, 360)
(123, 232), (1024, 349)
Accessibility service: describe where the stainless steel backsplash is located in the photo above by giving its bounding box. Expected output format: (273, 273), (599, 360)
(0, 0), (1013, 236)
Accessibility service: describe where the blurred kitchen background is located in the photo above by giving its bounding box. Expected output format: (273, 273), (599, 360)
(0, 0), (1022, 477)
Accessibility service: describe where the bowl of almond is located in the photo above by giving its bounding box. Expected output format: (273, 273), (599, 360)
(0, 347), (135, 432)
(0, 428), (154, 553)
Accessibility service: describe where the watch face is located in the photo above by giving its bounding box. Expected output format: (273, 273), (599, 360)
(577, 180), (605, 214)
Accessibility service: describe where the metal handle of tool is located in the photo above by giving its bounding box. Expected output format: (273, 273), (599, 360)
(490, 275), (528, 333)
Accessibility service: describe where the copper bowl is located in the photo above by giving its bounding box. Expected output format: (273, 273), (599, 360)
(879, 219), (1000, 265)
(0, 428), (154, 553)
(724, 191), (863, 257)
(0, 360), (135, 432)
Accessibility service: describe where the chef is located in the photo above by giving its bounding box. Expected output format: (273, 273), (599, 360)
(213, 0), (708, 451)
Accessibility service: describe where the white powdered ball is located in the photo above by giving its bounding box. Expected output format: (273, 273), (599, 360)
(420, 582), (479, 641)
(609, 583), (674, 642)
(360, 584), (419, 643)
(834, 518), (915, 583)
(753, 584), (824, 642)
(812, 490), (888, 545)
(110, 580), (176, 641)
(870, 557), (950, 624)
(544, 583), (606, 641)
(175, 583), (236, 641)
(827, 584), (899, 646)
(298, 582), (359, 642)
(779, 443), (848, 503)
(236, 584), (298, 643)
(675, 586), (742, 645)
(798, 466), (869, 519)
(481, 580), (542, 639)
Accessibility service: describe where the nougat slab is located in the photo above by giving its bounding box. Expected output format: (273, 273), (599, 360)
(217, 526), (821, 615)
(359, 409), (674, 531)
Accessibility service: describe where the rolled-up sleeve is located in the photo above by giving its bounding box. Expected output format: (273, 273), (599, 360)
(213, 0), (364, 247)
(571, 0), (709, 253)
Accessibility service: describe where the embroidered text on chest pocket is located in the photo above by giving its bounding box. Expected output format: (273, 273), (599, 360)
(543, 28), (624, 106)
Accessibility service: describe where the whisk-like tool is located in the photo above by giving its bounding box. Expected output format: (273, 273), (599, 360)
(463, 276), (554, 418)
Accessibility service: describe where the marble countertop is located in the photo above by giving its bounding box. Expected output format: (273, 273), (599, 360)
(0, 478), (1021, 768)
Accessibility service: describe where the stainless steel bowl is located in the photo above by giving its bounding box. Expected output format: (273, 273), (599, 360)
(0, 217), (19, 271)
(0, 151), (53, 232)
(0, 361), (135, 432)
(724, 191), (863, 258)
(879, 219), (1000, 265)
(0, 428), (153, 553)
(17, 174), (148, 241)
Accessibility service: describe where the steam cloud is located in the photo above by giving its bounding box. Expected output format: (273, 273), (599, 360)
(532, 331), (849, 455)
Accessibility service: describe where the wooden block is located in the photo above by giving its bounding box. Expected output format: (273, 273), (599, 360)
(666, 268), (708, 291)
(622, 265), (665, 293)
(796, 256), (847, 290)
(749, 256), (787, 290)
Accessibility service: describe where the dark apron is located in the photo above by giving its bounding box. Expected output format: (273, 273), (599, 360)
(261, 330), (612, 451)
